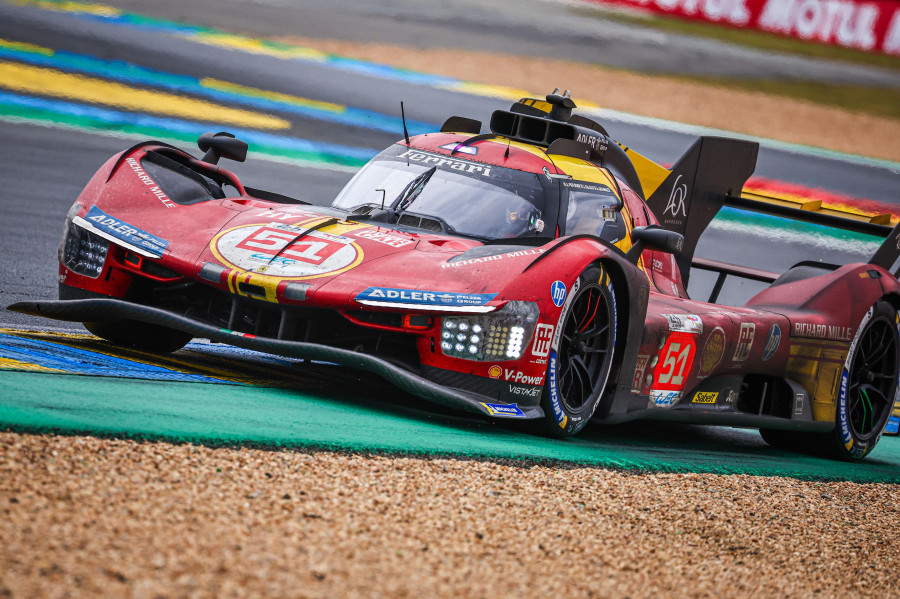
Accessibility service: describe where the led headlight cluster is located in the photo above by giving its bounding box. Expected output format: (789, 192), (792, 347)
(440, 301), (539, 361)
(59, 205), (109, 278)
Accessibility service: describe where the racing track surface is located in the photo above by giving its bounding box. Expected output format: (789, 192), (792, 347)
(0, 0), (899, 478)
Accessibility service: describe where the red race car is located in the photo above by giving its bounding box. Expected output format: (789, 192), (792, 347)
(11, 90), (900, 460)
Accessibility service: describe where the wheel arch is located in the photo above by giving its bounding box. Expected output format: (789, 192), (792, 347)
(592, 253), (652, 419)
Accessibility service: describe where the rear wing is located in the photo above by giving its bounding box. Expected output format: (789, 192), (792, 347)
(629, 137), (900, 287)
(631, 137), (759, 286)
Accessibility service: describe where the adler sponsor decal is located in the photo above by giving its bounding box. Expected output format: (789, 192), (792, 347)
(83, 206), (168, 258)
(356, 287), (496, 307)
(792, 322), (853, 341)
(575, 132), (607, 152)
(397, 150), (491, 176)
(125, 158), (176, 208)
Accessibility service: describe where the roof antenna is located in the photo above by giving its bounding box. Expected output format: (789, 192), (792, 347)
(504, 137), (511, 158)
(401, 101), (410, 145)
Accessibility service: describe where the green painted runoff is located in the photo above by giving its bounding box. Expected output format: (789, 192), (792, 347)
(1, 371), (898, 482)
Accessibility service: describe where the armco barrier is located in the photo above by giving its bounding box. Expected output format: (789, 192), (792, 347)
(588, 0), (900, 56)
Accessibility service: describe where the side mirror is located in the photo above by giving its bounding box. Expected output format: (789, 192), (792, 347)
(198, 132), (248, 165)
(626, 225), (684, 264)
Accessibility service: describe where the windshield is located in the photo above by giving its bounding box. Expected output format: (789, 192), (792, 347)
(564, 184), (626, 244)
(332, 147), (548, 239)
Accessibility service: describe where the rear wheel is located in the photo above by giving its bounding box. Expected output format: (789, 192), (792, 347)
(761, 300), (899, 461)
(537, 265), (617, 437)
(827, 300), (898, 460)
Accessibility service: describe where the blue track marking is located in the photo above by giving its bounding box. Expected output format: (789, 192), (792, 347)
(0, 91), (380, 163)
(0, 45), (437, 135)
(0, 333), (234, 383)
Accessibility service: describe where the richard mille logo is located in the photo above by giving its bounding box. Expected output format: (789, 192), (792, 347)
(664, 174), (688, 218)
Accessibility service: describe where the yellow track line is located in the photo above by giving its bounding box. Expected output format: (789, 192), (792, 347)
(0, 60), (290, 130)
(201, 78), (344, 113)
(0, 357), (64, 373)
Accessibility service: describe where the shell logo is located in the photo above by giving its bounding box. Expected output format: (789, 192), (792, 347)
(488, 365), (502, 379)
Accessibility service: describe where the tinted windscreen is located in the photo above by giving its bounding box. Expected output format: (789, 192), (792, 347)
(332, 146), (548, 239)
(563, 183), (626, 244)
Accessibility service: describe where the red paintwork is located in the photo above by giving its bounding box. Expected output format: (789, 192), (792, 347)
(62, 137), (900, 430)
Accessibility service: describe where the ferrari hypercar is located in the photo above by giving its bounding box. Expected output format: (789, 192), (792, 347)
(10, 90), (900, 460)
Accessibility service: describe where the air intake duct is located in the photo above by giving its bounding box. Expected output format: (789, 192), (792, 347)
(490, 110), (643, 199)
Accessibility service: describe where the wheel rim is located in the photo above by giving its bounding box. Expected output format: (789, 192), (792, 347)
(558, 283), (614, 412)
(848, 317), (898, 441)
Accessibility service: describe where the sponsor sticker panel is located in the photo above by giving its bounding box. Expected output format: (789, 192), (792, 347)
(692, 391), (718, 404)
(214, 222), (362, 279)
(733, 323), (755, 362)
(82, 206), (169, 258)
(480, 402), (526, 418)
(698, 327), (725, 378)
(356, 287), (497, 307)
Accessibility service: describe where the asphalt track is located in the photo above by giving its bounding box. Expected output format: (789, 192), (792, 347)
(1, 0), (899, 480)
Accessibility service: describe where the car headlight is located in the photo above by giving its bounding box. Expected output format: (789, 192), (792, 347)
(440, 301), (539, 361)
(59, 203), (109, 279)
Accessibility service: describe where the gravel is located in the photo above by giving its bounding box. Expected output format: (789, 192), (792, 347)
(2, 432), (898, 598)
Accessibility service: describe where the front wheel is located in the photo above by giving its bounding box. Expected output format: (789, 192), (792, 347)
(537, 264), (617, 437)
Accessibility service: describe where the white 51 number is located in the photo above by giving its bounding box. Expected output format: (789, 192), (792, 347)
(658, 342), (691, 386)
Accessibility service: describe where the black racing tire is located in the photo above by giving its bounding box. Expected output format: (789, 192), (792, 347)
(761, 300), (899, 461)
(82, 320), (192, 354)
(536, 264), (617, 437)
(823, 300), (899, 461)
(60, 283), (192, 353)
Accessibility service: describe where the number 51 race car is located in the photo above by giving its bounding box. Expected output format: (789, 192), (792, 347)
(10, 90), (900, 461)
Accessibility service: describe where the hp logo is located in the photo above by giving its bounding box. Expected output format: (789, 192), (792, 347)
(551, 280), (567, 307)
